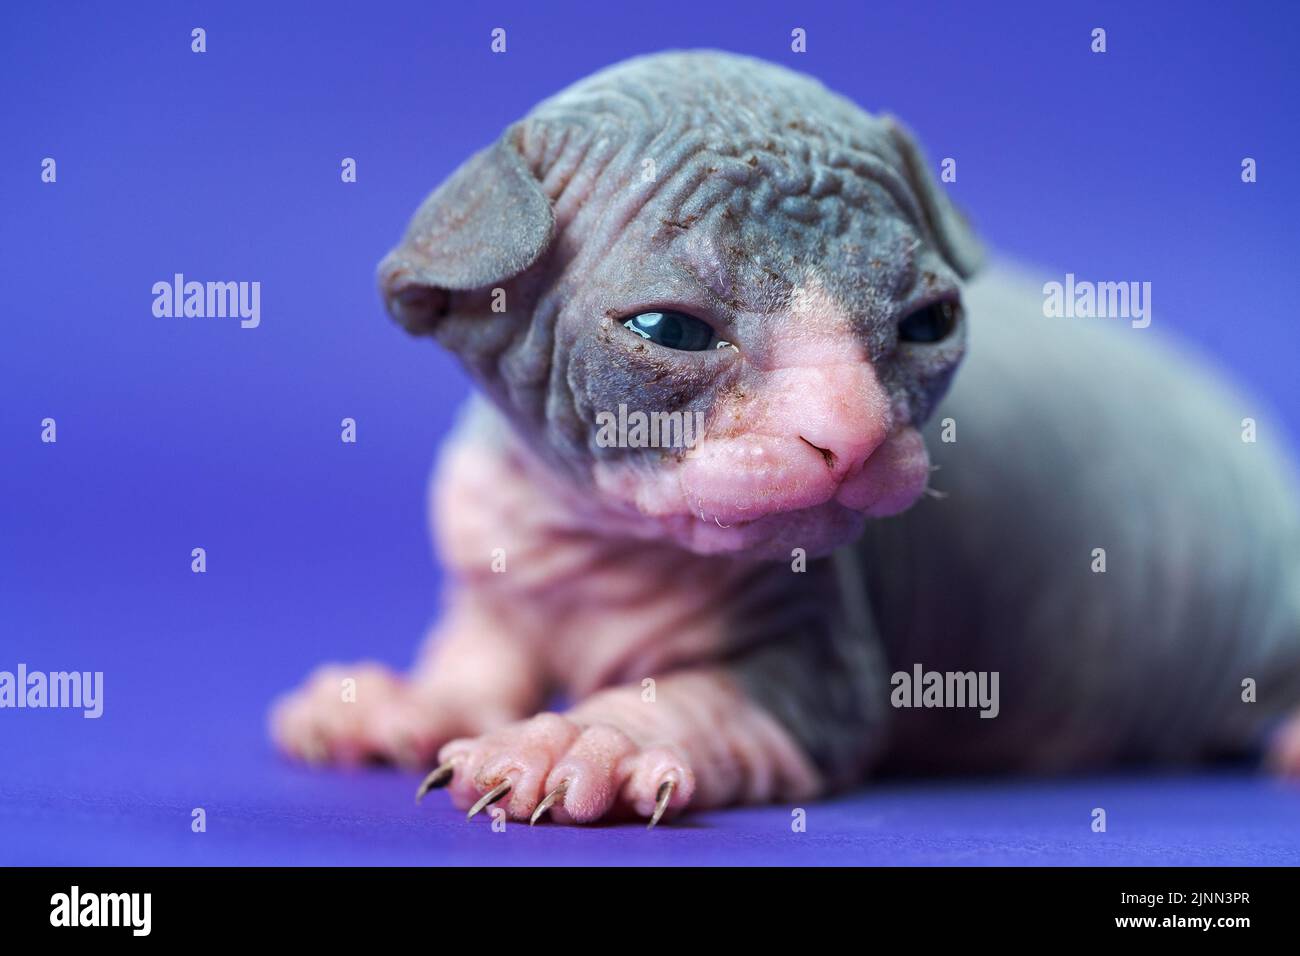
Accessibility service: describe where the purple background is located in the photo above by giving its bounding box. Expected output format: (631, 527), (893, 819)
(2, 0), (1298, 865)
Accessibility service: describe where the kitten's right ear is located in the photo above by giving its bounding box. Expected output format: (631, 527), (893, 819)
(882, 116), (983, 280)
(377, 123), (555, 336)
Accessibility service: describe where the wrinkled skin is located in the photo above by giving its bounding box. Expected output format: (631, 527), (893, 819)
(271, 52), (1300, 825)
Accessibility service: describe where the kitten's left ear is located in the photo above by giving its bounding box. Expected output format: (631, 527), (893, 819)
(883, 116), (983, 279)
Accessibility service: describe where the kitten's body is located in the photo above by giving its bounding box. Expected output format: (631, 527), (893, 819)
(271, 52), (1300, 823)
(423, 266), (1300, 781)
(868, 267), (1300, 774)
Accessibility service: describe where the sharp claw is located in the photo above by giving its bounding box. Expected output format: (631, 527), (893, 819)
(467, 779), (512, 820)
(530, 782), (567, 826)
(414, 760), (456, 803)
(648, 779), (675, 829)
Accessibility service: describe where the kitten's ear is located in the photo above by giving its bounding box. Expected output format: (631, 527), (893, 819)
(377, 122), (555, 335)
(883, 116), (983, 279)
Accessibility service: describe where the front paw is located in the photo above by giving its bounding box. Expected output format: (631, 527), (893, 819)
(421, 712), (695, 826)
(269, 662), (464, 768)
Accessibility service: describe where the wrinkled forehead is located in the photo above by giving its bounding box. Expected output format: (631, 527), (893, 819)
(684, 186), (922, 308)
(523, 54), (965, 331)
(530, 112), (940, 306)
(577, 174), (938, 331)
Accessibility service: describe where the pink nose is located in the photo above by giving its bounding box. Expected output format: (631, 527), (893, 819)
(796, 427), (885, 475)
(763, 362), (891, 474)
(666, 359), (905, 527)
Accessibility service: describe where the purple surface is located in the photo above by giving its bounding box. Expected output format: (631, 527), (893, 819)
(3, 1), (1299, 865)
(6, 758), (1300, 866)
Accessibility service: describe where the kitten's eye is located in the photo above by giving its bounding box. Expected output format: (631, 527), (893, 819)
(622, 310), (716, 351)
(898, 301), (959, 344)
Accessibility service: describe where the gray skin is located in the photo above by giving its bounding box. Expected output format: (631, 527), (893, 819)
(377, 50), (1300, 792)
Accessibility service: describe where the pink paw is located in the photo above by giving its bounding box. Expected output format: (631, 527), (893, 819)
(270, 662), (470, 768)
(419, 712), (695, 826)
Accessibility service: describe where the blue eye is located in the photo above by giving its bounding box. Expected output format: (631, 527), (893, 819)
(622, 310), (716, 351)
(898, 301), (959, 344)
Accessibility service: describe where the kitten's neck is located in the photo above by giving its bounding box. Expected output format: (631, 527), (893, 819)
(435, 397), (844, 694)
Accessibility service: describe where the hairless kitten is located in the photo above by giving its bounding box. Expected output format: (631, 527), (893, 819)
(271, 51), (1300, 826)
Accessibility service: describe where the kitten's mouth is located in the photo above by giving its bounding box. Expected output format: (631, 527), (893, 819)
(677, 427), (930, 526)
(592, 427), (930, 555)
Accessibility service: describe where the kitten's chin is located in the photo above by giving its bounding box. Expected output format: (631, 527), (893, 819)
(627, 501), (872, 559)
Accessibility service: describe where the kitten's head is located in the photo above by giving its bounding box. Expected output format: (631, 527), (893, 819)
(379, 51), (980, 559)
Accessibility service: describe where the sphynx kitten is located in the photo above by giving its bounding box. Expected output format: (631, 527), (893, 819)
(271, 51), (1300, 826)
